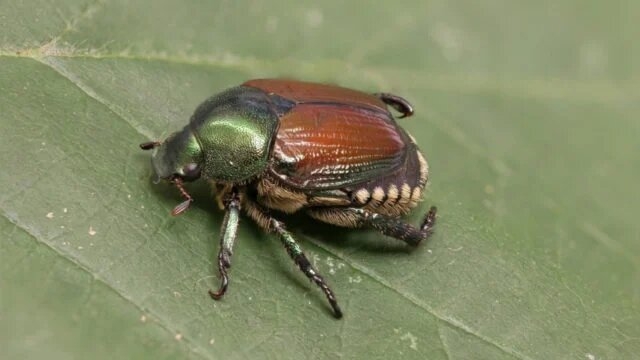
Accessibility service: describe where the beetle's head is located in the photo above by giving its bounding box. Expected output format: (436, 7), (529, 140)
(140, 127), (203, 215)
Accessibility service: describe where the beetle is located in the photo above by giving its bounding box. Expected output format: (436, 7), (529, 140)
(140, 79), (437, 318)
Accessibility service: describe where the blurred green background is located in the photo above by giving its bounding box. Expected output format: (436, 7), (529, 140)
(1, 1), (638, 359)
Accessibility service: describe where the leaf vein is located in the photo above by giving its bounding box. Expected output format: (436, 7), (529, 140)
(0, 50), (634, 105)
(34, 56), (155, 139)
(437, 322), (453, 360)
(308, 240), (534, 360)
(0, 210), (212, 360)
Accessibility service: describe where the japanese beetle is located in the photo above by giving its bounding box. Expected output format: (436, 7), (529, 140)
(140, 79), (437, 318)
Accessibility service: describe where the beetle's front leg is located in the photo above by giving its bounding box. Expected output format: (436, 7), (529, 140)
(208, 188), (241, 300)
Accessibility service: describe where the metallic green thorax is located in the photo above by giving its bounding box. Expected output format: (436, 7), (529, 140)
(151, 86), (293, 182)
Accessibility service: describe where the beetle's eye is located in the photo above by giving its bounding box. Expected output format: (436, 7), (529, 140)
(181, 163), (201, 181)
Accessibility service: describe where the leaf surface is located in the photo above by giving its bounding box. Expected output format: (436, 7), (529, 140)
(1, 1), (638, 359)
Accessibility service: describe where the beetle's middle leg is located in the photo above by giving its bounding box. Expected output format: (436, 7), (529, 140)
(242, 198), (343, 318)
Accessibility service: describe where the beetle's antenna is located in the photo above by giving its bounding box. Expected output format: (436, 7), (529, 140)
(171, 178), (193, 216)
(140, 141), (161, 150)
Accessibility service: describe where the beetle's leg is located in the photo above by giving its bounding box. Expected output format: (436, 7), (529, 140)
(271, 218), (342, 319)
(270, 219), (343, 318)
(209, 188), (241, 300)
(171, 178), (193, 216)
(368, 205), (437, 245)
(374, 93), (414, 119)
(344, 206), (437, 246)
(242, 199), (343, 318)
(139, 141), (161, 150)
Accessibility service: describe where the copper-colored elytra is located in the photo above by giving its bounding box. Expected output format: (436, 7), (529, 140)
(171, 178), (193, 216)
(244, 78), (387, 112)
(274, 105), (405, 181)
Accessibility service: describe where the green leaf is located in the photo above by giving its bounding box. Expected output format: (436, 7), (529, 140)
(1, 1), (638, 359)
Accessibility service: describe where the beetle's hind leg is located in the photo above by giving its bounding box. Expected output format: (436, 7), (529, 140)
(242, 199), (343, 318)
(359, 206), (437, 245)
(374, 93), (414, 119)
(361, 206), (437, 245)
(309, 206), (437, 246)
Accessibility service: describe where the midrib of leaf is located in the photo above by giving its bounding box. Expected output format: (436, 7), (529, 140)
(0, 49), (636, 105)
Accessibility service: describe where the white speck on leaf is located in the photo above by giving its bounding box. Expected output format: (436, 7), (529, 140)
(586, 354), (596, 360)
(46, 212), (54, 219)
(77, 246), (83, 250)
(326, 256), (334, 268)
(400, 332), (418, 350)
(579, 41), (607, 75)
(305, 8), (323, 28)
(175, 333), (182, 341)
(173, 291), (181, 298)
(427, 249), (433, 254)
(209, 338), (215, 345)
(88, 226), (97, 236)
(140, 315), (147, 322)
(483, 199), (493, 209)
(429, 22), (463, 61)
(127, 194), (131, 199)
(348, 275), (362, 283)
(542, 196), (558, 210)
(265, 16), (278, 32)
(63, 207), (68, 213)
